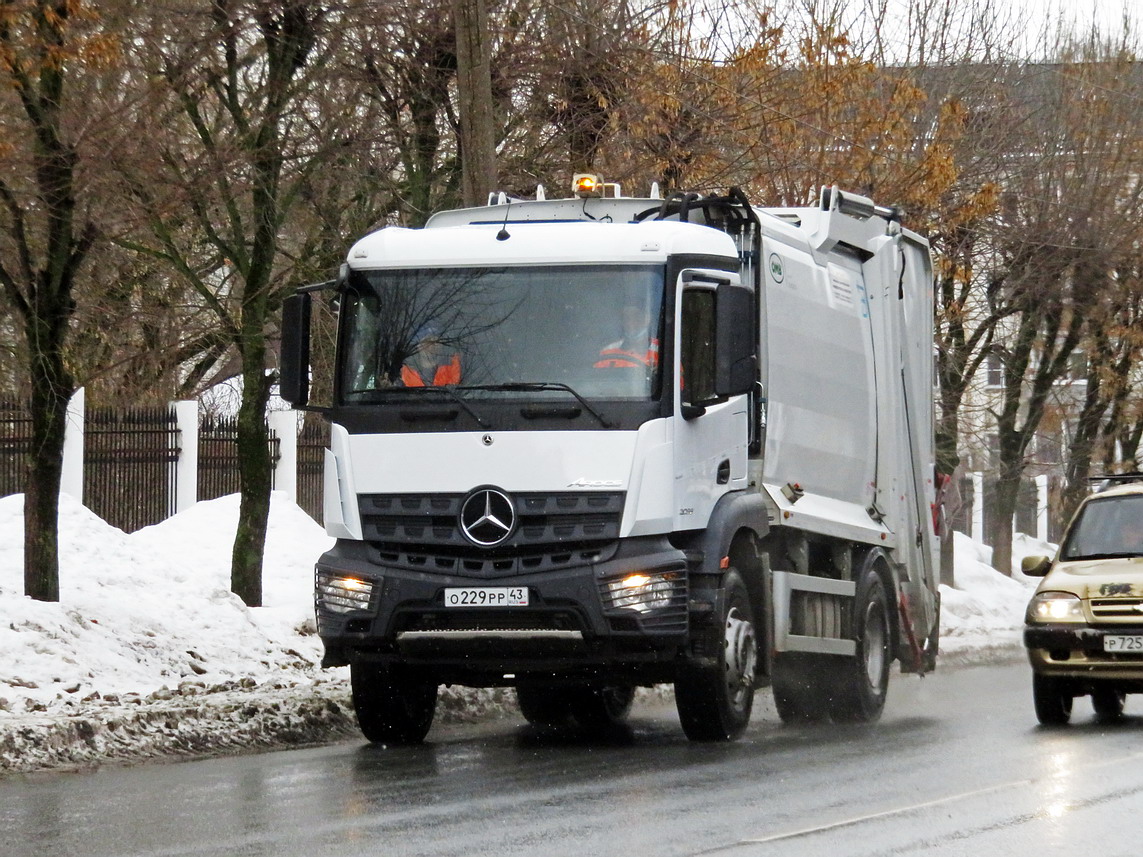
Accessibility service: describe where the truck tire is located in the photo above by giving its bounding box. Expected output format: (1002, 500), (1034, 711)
(569, 684), (637, 730)
(828, 566), (891, 723)
(772, 653), (830, 724)
(350, 662), (438, 744)
(516, 685), (572, 727)
(1032, 673), (1073, 725)
(1091, 685), (1126, 721)
(675, 570), (757, 741)
(517, 684), (635, 730)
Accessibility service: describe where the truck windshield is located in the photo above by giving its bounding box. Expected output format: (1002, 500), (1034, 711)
(1060, 494), (1143, 561)
(339, 265), (665, 402)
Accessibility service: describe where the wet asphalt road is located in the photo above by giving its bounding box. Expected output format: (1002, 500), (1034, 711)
(5, 658), (1143, 857)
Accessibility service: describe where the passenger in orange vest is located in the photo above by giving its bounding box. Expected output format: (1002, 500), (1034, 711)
(594, 301), (659, 370)
(401, 324), (462, 387)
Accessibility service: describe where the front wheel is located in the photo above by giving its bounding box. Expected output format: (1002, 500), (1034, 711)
(351, 662), (438, 745)
(675, 569), (757, 741)
(1032, 673), (1073, 726)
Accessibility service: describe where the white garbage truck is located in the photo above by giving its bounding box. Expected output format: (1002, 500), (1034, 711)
(279, 178), (941, 743)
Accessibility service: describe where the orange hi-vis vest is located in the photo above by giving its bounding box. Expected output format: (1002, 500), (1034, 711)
(594, 338), (660, 370)
(401, 354), (461, 387)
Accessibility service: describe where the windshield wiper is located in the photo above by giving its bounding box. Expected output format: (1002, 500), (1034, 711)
(459, 382), (613, 428)
(407, 386), (491, 429)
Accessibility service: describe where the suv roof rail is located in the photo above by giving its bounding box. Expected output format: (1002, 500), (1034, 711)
(1088, 471), (1143, 491)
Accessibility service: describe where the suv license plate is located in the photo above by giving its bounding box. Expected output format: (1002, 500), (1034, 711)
(1104, 635), (1143, 652)
(444, 587), (529, 607)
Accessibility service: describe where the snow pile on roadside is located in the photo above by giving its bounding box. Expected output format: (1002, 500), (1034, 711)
(0, 493), (518, 772)
(0, 492), (333, 707)
(0, 491), (1048, 773)
(937, 531), (1046, 659)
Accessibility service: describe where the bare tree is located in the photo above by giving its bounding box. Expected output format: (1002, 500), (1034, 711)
(0, 0), (128, 600)
(118, 0), (339, 606)
(984, 42), (1143, 573)
(453, 0), (497, 205)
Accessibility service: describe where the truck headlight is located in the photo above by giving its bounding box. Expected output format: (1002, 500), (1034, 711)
(1026, 592), (1084, 623)
(603, 571), (681, 613)
(316, 571), (376, 614)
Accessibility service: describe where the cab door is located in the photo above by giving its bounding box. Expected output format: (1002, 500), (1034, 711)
(672, 269), (751, 531)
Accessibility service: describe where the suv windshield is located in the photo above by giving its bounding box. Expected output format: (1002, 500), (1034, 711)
(339, 265), (665, 403)
(1060, 493), (1143, 561)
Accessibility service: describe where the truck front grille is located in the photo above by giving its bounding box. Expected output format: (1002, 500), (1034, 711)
(358, 491), (624, 578)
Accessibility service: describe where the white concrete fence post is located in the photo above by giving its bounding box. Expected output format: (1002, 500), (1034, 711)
(173, 400), (198, 513)
(971, 471), (984, 542)
(1035, 474), (1049, 543)
(60, 387), (85, 501)
(269, 410), (298, 504)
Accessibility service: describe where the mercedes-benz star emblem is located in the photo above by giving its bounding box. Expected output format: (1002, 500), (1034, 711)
(459, 488), (516, 547)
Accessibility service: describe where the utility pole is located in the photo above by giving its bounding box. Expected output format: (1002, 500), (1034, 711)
(453, 0), (497, 206)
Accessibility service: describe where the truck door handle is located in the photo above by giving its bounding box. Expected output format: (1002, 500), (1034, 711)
(717, 459), (731, 484)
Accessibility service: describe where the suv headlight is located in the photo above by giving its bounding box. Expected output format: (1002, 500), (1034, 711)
(1026, 591), (1085, 623)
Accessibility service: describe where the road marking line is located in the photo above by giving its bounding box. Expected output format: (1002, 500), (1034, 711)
(738, 743), (1143, 847)
(739, 778), (1034, 844)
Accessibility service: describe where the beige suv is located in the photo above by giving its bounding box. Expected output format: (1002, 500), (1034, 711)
(1023, 476), (1143, 725)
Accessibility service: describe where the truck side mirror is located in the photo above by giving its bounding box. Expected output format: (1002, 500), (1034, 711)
(715, 282), (755, 397)
(279, 292), (312, 408)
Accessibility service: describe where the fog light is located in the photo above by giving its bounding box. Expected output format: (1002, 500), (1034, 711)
(316, 571), (376, 614)
(604, 571), (679, 613)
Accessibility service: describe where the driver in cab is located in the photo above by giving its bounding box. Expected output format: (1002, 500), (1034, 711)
(402, 324), (461, 387)
(594, 301), (659, 371)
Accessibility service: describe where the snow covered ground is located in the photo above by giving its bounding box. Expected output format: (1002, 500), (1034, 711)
(0, 492), (1050, 774)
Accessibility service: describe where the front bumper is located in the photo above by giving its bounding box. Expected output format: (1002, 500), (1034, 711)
(314, 537), (696, 685)
(1025, 623), (1143, 685)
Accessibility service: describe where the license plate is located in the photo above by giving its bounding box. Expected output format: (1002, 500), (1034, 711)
(443, 587), (529, 607)
(1104, 635), (1143, 652)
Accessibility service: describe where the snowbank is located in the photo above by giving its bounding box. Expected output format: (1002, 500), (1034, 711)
(937, 531), (1048, 659)
(0, 492), (1046, 772)
(0, 492), (333, 705)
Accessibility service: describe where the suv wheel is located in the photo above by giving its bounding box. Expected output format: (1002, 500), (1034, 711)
(1091, 685), (1126, 721)
(1032, 673), (1073, 726)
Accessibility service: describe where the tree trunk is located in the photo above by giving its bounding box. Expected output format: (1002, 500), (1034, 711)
(23, 342), (72, 602)
(990, 460), (1023, 577)
(453, 0), (497, 207)
(939, 531), (955, 588)
(230, 348), (273, 608)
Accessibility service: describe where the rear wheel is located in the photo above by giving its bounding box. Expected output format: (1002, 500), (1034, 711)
(829, 567), (891, 723)
(772, 653), (831, 723)
(1091, 685), (1126, 721)
(675, 570), (757, 741)
(1032, 673), (1073, 726)
(350, 662), (438, 745)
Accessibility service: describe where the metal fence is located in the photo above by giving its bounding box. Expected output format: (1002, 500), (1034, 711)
(198, 415), (282, 503)
(0, 400), (32, 499)
(297, 416), (328, 525)
(84, 406), (180, 533)
(0, 402), (325, 532)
